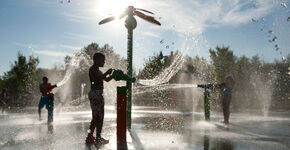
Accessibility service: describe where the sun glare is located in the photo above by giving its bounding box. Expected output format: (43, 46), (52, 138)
(97, 0), (136, 17)
(94, 0), (139, 30)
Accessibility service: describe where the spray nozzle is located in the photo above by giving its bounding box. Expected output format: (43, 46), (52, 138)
(111, 69), (136, 82)
(197, 84), (214, 89)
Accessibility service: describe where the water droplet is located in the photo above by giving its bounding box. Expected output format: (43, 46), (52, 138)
(166, 45), (169, 49)
(282, 56), (286, 61)
(160, 40), (164, 44)
(172, 141), (174, 143)
(268, 40), (272, 43)
(287, 17), (290, 21)
(172, 25), (175, 28)
(261, 17), (265, 21)
(172, 42), (174, 45)
(275, 44), (279, 48)
(268, 30), (273, 34)
(159, 17), (162, 20)
(281, 2), (287, 8)
(272, 36), (277, 42)
(253, 4), (258, 8)
(251, 18), (257, 22)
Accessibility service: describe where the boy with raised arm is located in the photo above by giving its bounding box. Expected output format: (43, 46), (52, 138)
(85, 53), (113, 145)
(39, 77), (57, 123)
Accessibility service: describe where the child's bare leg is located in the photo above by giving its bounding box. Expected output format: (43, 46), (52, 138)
(38, 107), (41, 120)
(223, 99), (231, 124)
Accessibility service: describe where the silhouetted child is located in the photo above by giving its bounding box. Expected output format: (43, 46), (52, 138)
(39, 77), (57, 123)
(215, 76), (235, 125)
(0, 88), (9, 113)
(85, 53), (113, 145)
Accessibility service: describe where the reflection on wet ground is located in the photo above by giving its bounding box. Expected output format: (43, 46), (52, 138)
(132, 107), (290, 150)
(0, 106), (290, 150)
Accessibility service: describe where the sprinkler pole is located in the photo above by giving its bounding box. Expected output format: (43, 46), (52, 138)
(204, 88), (210, 121)
(125, 7), (135, 129)
(197, 84), (213, 121)
(127, 27), (133, 129)
(111, 69), (136, 144)
(99, 5), (160, 130)
(117, 86), (127, 145)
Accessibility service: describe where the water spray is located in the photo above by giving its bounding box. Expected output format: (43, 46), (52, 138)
(197, 84), (214, 121)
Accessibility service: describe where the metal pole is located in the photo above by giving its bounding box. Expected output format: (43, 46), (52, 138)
(126, 12), (134, 129)
(204, 88), (210, 120)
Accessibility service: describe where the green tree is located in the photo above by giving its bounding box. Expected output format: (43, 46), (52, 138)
(1, 52), (39, 101)
(209, 46), (236, 110)
(209, 46), (236, 83)
(138, 51), (165, 79)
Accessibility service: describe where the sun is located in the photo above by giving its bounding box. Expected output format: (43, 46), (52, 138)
(96, 0), (137, 17)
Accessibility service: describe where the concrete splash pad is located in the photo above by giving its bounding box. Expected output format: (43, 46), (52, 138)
(0, 106), (290, 150)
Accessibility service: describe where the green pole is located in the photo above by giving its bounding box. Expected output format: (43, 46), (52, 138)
(126, 10), (134, 129)
(204, 88), (210, 120)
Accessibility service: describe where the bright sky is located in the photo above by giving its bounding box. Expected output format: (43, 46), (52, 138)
(0, 0), (289, 75)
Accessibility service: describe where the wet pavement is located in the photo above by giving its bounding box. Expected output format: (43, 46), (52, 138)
(0, 106), (135, 150)
(1, 106), (290, 150)
(132, 107), (290, 150)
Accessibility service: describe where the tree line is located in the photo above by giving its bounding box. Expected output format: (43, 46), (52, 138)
(0, 43), (289, 112)
(136, 46), (289, 112)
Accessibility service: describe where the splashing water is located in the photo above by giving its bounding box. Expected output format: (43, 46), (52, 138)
(281, 2), (287, 8)
(81, 83), (86, 98)
(268, 30), (273, 34)
(134, 83), (197, 95)
(272, 36), (277, 42)
(56, 52), (91, 87)
(251, 18), (258, 22)
(138, 51), (185, 86)
(251, 72), (276, 117)
(138, 33), (203, 87)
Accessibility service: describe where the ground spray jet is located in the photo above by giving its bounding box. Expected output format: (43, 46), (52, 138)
(110, 69), (136, 146)
(197, 84), (214, 121)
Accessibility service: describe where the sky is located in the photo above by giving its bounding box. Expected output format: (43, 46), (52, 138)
(0, 0), (289, 75)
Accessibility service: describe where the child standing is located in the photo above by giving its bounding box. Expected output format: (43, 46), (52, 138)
(85, 53), (113, 145)
(39, 77), (57, 123)
(216, 76), (235, 125)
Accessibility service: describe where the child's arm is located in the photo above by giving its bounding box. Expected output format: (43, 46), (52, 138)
(39, 84), (42, 93)
(104, 69), (113, 82)
(46, 84), (57, 92)
(215, 82), (226, 89)
(92, 68), (113, 82)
